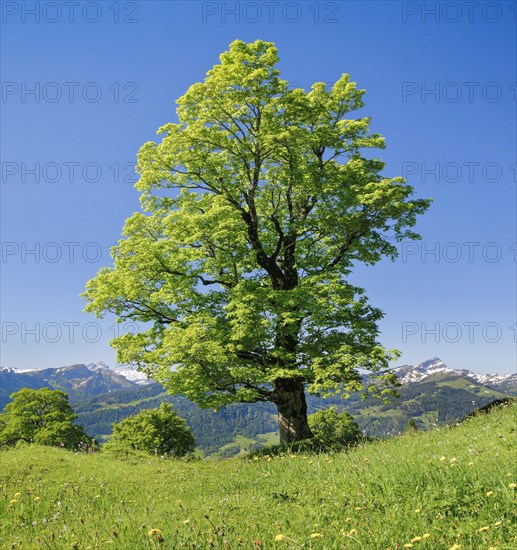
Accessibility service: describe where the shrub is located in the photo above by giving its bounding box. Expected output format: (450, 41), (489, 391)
(103, 403), (195, 458)
(308, 407), (363, 447)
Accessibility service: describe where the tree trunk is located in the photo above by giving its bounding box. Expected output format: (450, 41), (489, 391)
(273, 378), (313, 444)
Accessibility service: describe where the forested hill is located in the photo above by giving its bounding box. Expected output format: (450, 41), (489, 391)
(72, 374), (513, 456)
(73, 384), (278, 456)
(2, 359), (515, 457)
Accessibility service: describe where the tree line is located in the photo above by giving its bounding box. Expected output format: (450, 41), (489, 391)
(1, 388), (363, 458)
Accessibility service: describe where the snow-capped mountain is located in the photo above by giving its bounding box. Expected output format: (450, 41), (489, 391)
(87, 361), (150, 385)
(0, 362), (154, 408)
(2, 358), (515, 413)
(393, 357), (517, 392)
(8, 361), (151, 386)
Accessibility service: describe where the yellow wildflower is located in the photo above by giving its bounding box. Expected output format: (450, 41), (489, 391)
(354, 506), (364, 511)
(403, 545), (413, 548)
(310, 533), (323, 539)
(467, 461), (474, 466)
(494, 521), (502, 526)
(486, 491), (494, 497)
(274, 534), (285, 542)
(148, 529), (162, 536)
(509, 483), (517, 489)
(422, 533), (431, 539)
(9, 499), (17, 505)
(344, 517), (352, 523)
(449, 457), (457, 462)
(478, 526), (489, 532)
(448, 545), (461, 550)
(411, 536), (422, 542)
(34, 496), (40, 502)
(439, 456), (446, 462)
(414, 508), (421, 513)
(14, 492), (21, 497)
(183, 519), (190, 524)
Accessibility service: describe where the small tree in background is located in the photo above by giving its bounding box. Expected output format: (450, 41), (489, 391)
(105, 403), (195, 457)
(308, 407), (362, 447)
(0, 388), (91, 449)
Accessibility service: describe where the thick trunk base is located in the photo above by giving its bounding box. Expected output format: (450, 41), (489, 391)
(273, 379), (313, 444)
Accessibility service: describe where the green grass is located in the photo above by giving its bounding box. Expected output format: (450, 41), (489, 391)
(1, 402), (516, 549)
(208, 432), (280, 460)
(208, 434), (259, 459)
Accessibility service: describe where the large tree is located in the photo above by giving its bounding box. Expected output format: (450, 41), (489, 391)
(83, 40), (430, 443)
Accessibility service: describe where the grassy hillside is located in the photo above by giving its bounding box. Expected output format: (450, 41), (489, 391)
(1, 401), (515, 549)
(349, 375), (511, 436)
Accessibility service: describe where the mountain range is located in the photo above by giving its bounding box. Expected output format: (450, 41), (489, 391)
(1, 358), (515, 456)
(392, 358), (516, 393)
(2, 357), (515, 403)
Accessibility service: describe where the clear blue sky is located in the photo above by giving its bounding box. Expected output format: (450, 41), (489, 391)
(1, 1), (515, 374)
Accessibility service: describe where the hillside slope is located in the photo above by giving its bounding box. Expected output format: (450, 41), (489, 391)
(0, 401), (515, 548)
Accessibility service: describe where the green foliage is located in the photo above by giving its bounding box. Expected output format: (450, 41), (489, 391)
(308, 406), (362, 447)
(104, 403), (195, 457)
(82, 40), (430, 439)
(0, 388), (91, 450)
(0, 402), (515, 548)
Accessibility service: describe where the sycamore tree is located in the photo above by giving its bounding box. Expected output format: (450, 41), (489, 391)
(83, 40), (430, 444)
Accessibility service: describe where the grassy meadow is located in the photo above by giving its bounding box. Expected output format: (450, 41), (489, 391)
(0, 402), (515, 549)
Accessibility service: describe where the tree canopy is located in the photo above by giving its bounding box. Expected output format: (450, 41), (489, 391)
(104, 403), (195, 457)
(0, 388), (91, 449)
(83, 40), (431, 443)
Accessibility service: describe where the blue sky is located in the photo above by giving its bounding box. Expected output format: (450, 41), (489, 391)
(1, 1), (515, 374)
